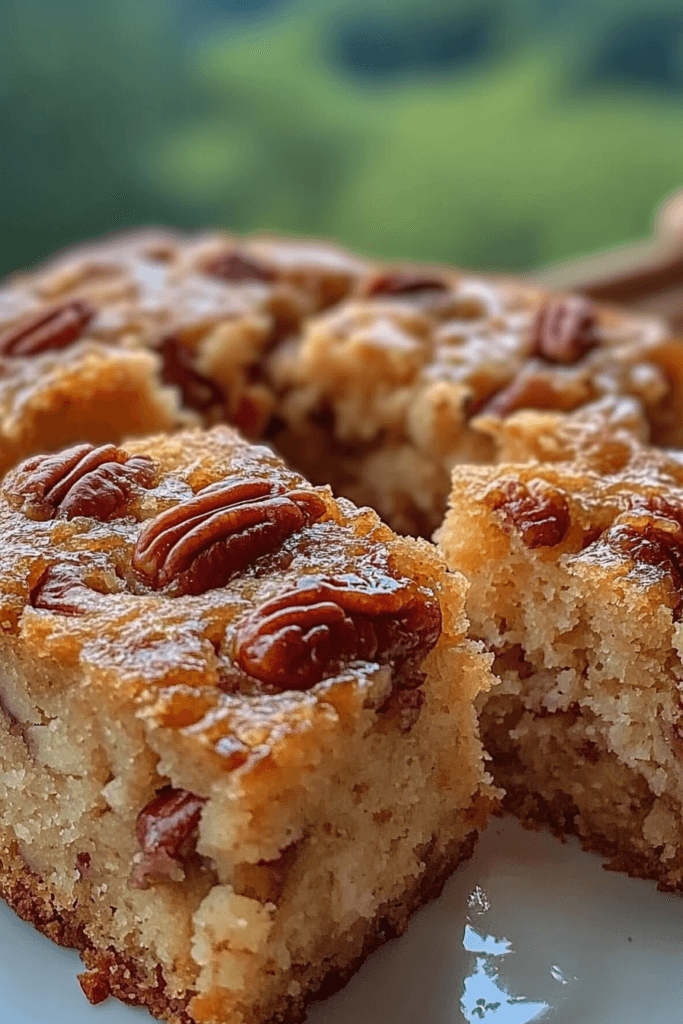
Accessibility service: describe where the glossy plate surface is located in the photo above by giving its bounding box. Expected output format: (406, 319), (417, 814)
(2, 818), (682, 1024)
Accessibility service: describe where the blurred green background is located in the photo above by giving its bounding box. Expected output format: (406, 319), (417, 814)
(3, 0), (683, 278)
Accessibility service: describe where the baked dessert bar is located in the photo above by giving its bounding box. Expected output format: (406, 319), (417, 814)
(269, 275), (683, 534)
(436, 416), (683, 889)
(0, 230), (370, 476)
(0, 425), (493, 1023)
(3, 231), (683, 541)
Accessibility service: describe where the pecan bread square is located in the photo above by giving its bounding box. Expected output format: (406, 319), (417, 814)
(0, 230), (370, 476)
(436, 421), (683, 890)
(0, 426), (493, 1024)
(268, 277), (683, 535)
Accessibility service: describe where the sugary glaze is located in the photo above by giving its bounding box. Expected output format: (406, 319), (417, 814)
(2, 231), (683, 536)
(0, 425), (493, 1024)
(436, 412), (683, 888)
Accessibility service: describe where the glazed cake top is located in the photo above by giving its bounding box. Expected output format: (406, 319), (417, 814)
(0, 427), (455, 786)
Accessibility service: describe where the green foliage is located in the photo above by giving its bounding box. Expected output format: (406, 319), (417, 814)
(148, 5), (683, 269)
(0, 0), (187, 274)
(3, 0), (683, 277)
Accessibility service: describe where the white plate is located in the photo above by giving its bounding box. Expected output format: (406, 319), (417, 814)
(2, 818), (682, 1023)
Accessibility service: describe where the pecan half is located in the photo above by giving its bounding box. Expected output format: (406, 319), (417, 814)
(130, 786), (207, 889)
(532, 296), (598, 364)
(363, 271), (449, 297)
(0, 300), (95, 357)
(156, 334), (225, 414)
(132, 478), (327, 595)
(234, 574), (441, 692)
(204, 250), (276, 283)
(484, 478), (570, 549)
(6, 443), (156, 520)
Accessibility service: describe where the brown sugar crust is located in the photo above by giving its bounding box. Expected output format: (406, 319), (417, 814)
(0, 825), (481, 1024)
(0, 229), (372, 478)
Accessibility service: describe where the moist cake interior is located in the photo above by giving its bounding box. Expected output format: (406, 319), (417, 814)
(436, 412), (683, 890)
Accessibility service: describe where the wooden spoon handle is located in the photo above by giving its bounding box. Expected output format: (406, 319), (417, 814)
(534, 189), (683, 326)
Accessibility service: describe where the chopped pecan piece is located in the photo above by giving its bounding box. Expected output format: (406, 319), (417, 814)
(156, 333), (225, 414)
(596, 507), (683, 612)
(6, 443), (156, 520)
(132, 478), (327, 595)
(485, 478), (570, 549)
(234, 841), (300, 904)
(532, 296), (598, 364)
(474, 360), (589, 419)
(78, 967), (111, 1005)
(204, 250), (275, 283)
(234, 574), (441, 692)
(0, 300), (95, 356)
(130, 786), (207, 889)
(363, 271), (449, 297)
(30, 564), (96, 615)
(75, 851), (92, 878)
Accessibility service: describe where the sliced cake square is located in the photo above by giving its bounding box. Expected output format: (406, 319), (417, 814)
(0, 425), (493, 1024)
(437, 417), (683, 889)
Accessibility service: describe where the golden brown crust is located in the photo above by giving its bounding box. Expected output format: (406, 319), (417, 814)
(0, 827), (480, 1024)
(499, 780), (683, 892)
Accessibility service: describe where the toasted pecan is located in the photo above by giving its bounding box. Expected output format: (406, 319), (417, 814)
(0, 300), (95, 356)
(234, 574), (440, 691)
(130, 787), (207, 889)
(484, 478), (570, 549)
(132, 478), (326, 595)
(5, 443), (156, 521)
(532, 296), (598, 364)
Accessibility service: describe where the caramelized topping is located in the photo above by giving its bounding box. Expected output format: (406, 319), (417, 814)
(132, 478), (327, 595)
(0, 300), (95, 356)
(5, 443), (156, 521)
(131, 786), (207, 889)
(532, 296), (598, 364)
(234, 574), (441, 692)
(204, 250), (275, 283)
(485, 478), (570, 549)
(363, 271), (449, 298)
(156, 333), (225, 413)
